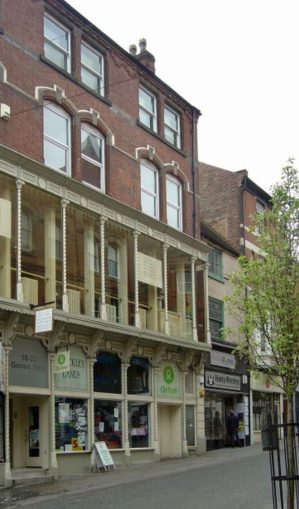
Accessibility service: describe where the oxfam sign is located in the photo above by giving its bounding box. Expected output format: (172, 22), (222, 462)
(158, 362), (181, 399)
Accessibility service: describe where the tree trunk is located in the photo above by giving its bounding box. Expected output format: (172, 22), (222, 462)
(286, 395), (295, 509)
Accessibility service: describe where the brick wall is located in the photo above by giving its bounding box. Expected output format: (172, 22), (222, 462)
(0, 0), (201, 238)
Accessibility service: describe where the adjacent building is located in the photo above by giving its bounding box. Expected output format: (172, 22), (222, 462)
(0, 0), (211, 485)
(199, 162), (284, 445)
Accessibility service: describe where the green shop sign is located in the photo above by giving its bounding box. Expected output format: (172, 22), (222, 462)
(158, 361), (181, 399)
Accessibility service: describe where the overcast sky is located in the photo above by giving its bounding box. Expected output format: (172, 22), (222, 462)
(67, 0), (299, 193)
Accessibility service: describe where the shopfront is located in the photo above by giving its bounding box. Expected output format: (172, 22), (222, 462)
(204, 349), (250, 450)
(250, 375), (283, 444)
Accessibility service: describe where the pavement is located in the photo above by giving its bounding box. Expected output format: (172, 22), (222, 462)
(0, 444), (266, 508)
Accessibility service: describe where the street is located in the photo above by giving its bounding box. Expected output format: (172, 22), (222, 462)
(0, 444), (273, 509)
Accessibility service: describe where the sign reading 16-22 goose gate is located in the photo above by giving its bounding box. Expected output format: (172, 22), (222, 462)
(157, 362), (182, 399)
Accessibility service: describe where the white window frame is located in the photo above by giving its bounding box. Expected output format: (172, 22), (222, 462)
(139, 86), (157, 132)
(81, 123), (105, 192)
(164, 105), (181, 149)
(21, 209), (33, 253)
(140, 159), (159, 219)
(44, 14), (71, 72)
(81, 41), (104, 96)
(43, 102), (71, 175)
(166, 175), (182, 230)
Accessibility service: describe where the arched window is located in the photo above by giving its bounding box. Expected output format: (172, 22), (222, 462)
(81, 123), (105, 191)
(166, 175), (182, 230)
(21, 209), (32, 252)
(43, 102), (71, 174)
(140, 159), (159, 219)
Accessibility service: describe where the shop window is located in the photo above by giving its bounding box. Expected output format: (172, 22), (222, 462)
(81, 123), (105, 191)
(186, 405), (195, 446)
(127, 357), (150, 395)
(55, 397), (88, 452)
(94, 400), (122, 449)
(81, 42), (104, 96)
(44, 14), (70, 72)
(209, 298), (224, 341)
(208, 248), (223, 281)
(43, 102), (71, 174)
(140, 159), (159, 219)
(139, 86), (157, 132)
(164, 105), (181, 149)
(128, 402), (150, 448)
(21, 209), (33, 252)
(166, 175), (182, 230)
(252, 391), (280, 431)
(94, 352), (121, 393)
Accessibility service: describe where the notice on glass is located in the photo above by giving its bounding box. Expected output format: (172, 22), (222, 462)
(59, 402), (70, 423)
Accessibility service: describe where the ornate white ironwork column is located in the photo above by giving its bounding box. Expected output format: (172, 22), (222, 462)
(191, 256), (198, 342)
(61, 199), (69, 312)
(133, 231), (140, 328)
(16, 179), (24, 301)
(99, 217), (107, 320)
(163, 244), (169, 334)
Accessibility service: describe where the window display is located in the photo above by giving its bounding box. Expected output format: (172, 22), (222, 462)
(253, 391), (280, 431)
(127, 357), (150, 394)
(55, 397), (88, 452)
(128, 402), (150, 448)
(94, 400), (122, 449)
(94, 352), (121, 393)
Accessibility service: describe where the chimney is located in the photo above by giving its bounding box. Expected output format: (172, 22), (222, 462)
(132, 38), (156, 73)
(129, 44), (137, 56)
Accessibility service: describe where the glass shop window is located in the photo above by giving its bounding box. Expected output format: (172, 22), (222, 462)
(127, 357), (150, 395)
(94, 400), (122, 449)
(94, 352), (121, 394)
(55, 397), (88, 452)
(128, 402), (150, 448)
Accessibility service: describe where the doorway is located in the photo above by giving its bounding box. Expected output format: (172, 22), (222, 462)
(10, 395), (48, 469)
(159, 405), (182, 459)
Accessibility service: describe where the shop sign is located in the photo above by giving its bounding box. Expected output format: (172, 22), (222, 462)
(55, 345), (87, 391)
(94, 441), (115, 471)
(205, 370), (241, 391)
(9, 337), (49, 388)
(55, 348), (70, 373)
(138, 252), (163, 288)
(210, 350), (236, 370)
(157, 361), (181, 399)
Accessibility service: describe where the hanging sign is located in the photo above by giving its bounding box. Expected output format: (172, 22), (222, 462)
(35, 306), (54, 334)
(55, 349), (70, 373)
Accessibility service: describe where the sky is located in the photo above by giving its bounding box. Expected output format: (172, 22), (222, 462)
(67, 0), (299, 193)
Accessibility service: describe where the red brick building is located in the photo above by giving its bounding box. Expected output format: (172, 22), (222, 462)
(0, 0), (210, 484)
(199, 162), (284, 445)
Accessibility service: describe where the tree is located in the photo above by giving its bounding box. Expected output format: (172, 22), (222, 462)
(226, 161), (299, 509)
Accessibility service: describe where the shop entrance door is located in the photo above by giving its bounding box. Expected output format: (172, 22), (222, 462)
(159, 405), (182, 459)
(26, 405), (41, 467)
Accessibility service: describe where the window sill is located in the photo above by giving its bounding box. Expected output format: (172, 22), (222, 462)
(40, 55), (112, 107)
(208, 273), (224, 283)
(137, 120), (187, 157)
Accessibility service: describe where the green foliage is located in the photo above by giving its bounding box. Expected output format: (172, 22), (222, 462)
(227, 161), (299, 402)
